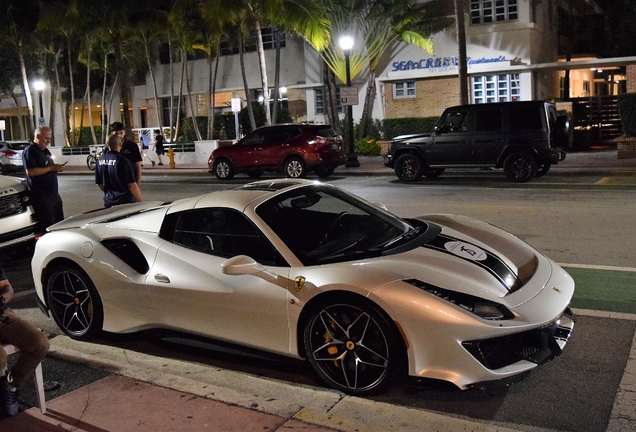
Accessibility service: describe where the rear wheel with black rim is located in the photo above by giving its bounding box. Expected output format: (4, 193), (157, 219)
(46, 264), (103, 340)
(503, 152), (537, 182)
(535, 163), (551, 178)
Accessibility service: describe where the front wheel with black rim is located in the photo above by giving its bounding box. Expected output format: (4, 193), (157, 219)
(503, 152), (537, 182)
(46, 264), (104, 340)
(303, 297), (405, 395)
(213, 159), (234, 180)
(284, 157), (306, 178)
(394, 153), (424, 182)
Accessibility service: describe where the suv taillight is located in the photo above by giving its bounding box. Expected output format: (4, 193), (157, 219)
(306, 136), (329, 145)
(1, 150), (17, 157)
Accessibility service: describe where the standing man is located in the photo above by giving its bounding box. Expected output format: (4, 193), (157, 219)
(111, 122), (142, 185)
(22, 125), (65, 234)
(96, 133), (143, 207)
(153, 129), (165, 166)
(0, 261), (50, 416)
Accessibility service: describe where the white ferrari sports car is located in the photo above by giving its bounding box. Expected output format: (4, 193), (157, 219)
(32, 179), (575, 395)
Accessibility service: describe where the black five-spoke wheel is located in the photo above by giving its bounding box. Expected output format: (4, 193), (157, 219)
(46, 265), (103, 340)
(303, 298), (404, 395)
(394, 153), (424, 182)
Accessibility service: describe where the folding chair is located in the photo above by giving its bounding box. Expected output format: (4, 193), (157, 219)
(1, 344), (46, 414)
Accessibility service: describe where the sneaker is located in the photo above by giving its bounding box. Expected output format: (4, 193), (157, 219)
(1, 375), (20, 416)
(158, 163), (164, 166)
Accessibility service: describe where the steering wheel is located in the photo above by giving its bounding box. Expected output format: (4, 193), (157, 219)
(323, 212), (350, 243)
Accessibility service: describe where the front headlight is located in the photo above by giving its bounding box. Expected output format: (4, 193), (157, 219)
(405, 279), (515, 320)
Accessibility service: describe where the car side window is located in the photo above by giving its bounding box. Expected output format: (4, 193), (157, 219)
(475, 110), (503, 131)
(164, 208), (286, 266)
(439, 111), (468, 132)
(242, 131), (266, 146)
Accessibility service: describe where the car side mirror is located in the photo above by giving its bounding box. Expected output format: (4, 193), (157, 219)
(434, 126), (442, 135)
(222, 255), (278, 279)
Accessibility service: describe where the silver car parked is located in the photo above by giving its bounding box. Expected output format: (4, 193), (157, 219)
(0, 175), (36, 249)
(0, 141), (29, 175)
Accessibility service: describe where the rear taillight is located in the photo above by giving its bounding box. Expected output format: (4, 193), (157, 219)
(306, 136), (329, 145)
(1, 150), (17, 157)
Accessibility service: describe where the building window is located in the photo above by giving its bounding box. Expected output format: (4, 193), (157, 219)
(393, 81), (416, 99)
(220, 29), (286, 56)
(583, 80), (591, 97)
(470, 0), (518, 25)
(315, 87), (342, 114)
(471, 74), (520, 103)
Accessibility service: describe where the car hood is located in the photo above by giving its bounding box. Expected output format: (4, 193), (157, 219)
(390, 133), (432, 142)
(0, 175), (27, 192)
(299, 214), (558, 309)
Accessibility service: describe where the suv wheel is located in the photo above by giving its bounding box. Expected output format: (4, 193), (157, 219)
(284, 157), (306, 178)
(503, 153), (537, 182)
(394, 153), (424, 182)
(213, 159), (234, 180)
(535, 164), (551, 178)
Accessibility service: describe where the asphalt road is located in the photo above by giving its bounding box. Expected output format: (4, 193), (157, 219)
(1, 169), (635, 431)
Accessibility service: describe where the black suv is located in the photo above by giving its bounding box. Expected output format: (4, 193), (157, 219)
(384, 101), (572, 182)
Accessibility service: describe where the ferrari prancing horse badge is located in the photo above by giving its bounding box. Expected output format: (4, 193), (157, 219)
(294, 276), (306, 291)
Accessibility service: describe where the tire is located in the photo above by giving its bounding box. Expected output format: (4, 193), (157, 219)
(394, 153), (424, 182)
(503, 152), (537, 182)
(213, 159), (234, 180)
(46, 264), (104, 340)
(535, 163), (551, 178)
(314, 167), (335, 178)
(247, 171), (263, 179)
(303, 296), (405, 395)
(87, 155), (97, 171)
(284, 157), (306, 178)
(423, 167), (445, 179)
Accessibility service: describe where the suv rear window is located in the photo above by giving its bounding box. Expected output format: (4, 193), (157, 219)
(6, 143), (29, 150)
(314, 127), (339, 137)
(509, 105), (544, 130)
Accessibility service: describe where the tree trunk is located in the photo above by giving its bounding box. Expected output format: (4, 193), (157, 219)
(324, 63), (340, 133)
(272, 29), (281, 124)
(184, 51), (202, 141)
(174, 48), (185, 142)
(254, 20), (271, 125)
(146, 42), (162, 130)
(357, 70), (376, 139)
(239, 34), (257, 132)
(113, 35), (132, 132)
(107, 72), (119, 133)
(53, 48), (68, 146)
(101, 52), (108, 143)
(86, 48), (98, 145)
(169, 36), (175, 141)
(208, 52), (220, 140)
(67, 39), (76, 145)
(454, 0), (469, 105)
(18, 42), (35, 136)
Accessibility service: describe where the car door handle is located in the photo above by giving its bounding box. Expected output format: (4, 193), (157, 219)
(154, 274), (170, 283)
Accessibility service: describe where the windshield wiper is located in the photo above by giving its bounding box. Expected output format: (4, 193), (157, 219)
(382, 226), (424, 250)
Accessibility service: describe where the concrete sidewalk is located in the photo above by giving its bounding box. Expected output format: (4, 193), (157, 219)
(1, 335), (526, 432)
(2, 309), (635, 432)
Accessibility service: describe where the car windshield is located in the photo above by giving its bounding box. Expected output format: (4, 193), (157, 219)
(256, 185), (414, 265)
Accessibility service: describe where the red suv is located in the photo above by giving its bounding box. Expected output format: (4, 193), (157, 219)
(208, 124), (346, 180)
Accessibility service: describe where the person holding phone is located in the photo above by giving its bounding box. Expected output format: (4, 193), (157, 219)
(21, 125), (65, 233)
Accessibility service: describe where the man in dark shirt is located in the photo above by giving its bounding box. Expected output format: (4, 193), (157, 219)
(111, 122), (142, 185)
(95, 134), (143, 207)
(153, 129), (165, 166)
(21, 125), (65, 233)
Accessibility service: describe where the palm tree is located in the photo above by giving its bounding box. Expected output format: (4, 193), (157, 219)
(0, 0), (41, 137)
(317, 0), (450, 139)
(78, 30), (101, 144)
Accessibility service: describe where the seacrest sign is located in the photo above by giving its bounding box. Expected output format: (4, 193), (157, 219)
(391, 55), (508, 73)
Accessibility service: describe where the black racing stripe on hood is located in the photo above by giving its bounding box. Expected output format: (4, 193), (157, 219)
(422, 233), (522, 293)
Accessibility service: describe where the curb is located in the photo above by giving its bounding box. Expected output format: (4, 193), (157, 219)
(47, 335), (526, 432)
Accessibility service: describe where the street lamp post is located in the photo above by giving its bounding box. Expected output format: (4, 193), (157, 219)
(339, 36), (359, 168)
(33, 79), (45, 124)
